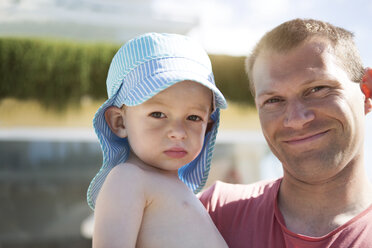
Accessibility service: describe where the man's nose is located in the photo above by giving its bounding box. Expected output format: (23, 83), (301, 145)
(283, 99), (315, 129)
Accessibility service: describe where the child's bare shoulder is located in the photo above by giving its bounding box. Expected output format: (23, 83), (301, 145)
(96, 162), (182, 216)
(105, 162), (191, 203)
(96, 163), (151, 206)
(106, 163), (141, 185)
(101, 162), (169, 197)
(108, 162), (147, 179)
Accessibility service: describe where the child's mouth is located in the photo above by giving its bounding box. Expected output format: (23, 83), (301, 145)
(164, 148), (187, 158)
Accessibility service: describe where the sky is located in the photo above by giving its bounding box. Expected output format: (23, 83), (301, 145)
(0, 0), (371, 66)
(186, 0), (372, 66)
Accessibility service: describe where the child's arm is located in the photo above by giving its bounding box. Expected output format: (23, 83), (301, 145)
(93, 164), (147, 248)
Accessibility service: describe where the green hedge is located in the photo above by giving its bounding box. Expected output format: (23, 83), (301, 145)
(210, 54), (253, 105)
(0, 37), (253, 109)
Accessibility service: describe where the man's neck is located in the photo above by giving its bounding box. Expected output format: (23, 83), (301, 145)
(278, 162), (372, 237)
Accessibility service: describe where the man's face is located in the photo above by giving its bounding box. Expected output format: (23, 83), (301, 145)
(252, 38), (366, 183)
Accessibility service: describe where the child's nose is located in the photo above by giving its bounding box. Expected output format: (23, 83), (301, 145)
(167, 120), (187, 140)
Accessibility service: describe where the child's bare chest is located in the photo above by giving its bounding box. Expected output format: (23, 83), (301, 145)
(136, 177), (227, 247)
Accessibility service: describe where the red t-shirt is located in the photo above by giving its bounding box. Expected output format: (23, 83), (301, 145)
(199, 179), (372, 248)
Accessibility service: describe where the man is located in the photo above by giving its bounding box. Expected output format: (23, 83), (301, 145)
(199, 18), (372, 247)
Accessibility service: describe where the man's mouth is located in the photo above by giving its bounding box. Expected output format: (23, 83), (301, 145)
(283, 130), (330, 146)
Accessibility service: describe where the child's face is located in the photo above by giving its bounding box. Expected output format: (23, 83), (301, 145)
(123, 80), (213, 173)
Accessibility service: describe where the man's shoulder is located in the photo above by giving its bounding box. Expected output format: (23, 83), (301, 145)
(206, 178), (280, 197)
(199, 178), (281, 207)
(222, 178), (279, 193)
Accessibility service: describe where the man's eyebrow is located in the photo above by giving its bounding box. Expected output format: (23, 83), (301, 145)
(256, 76), (338, 97)
(257, 90), (277, 97)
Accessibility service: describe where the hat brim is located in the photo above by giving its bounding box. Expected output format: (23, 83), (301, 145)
(114, 57), (227, 109)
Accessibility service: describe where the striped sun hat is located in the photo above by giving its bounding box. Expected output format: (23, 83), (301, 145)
(87, 32), (227, 210)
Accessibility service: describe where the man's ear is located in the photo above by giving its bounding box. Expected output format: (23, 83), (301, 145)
(365, 98), (372, 115)
(104, 106), (128, 138)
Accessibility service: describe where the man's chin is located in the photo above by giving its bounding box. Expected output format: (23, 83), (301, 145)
(280, 149), (342, 173)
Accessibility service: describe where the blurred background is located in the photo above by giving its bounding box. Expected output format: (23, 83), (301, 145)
(0, 0), (371, 247)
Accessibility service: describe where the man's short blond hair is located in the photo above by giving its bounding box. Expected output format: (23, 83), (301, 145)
(245, 18), (364, 96)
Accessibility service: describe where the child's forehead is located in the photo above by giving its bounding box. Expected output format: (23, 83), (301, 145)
(141, 81), (213, 109)
(154, 81), (211, 99)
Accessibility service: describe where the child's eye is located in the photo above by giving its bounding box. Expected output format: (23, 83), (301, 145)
(187, 115), (202, 121)
(150, 112), (166, 118)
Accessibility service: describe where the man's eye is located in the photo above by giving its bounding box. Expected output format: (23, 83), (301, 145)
(150, 112), (165, 118)
(187, 115), (202, 121)
(264, 98), (281, 104)
(309, 86), (326, 94)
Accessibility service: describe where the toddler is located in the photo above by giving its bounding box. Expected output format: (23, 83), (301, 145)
(87, 33), (228, 248)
